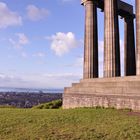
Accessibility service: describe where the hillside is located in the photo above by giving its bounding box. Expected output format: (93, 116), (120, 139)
(0, 108), (140, 140)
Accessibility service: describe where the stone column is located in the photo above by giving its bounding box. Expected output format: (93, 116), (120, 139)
(104, 0), (121, 77)
(83, 0), (98, 79)
(136, 0), (140, 75)
(124, 16), (136, 76)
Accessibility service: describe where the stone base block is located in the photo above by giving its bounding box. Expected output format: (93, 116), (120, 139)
(63, 76), (140, 111)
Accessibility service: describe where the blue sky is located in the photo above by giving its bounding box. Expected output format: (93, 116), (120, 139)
(0, 0), (135, 89)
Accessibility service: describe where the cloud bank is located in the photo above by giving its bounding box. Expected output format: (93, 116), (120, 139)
(26, 5), (49, 21)
(0, 2), (22, 29)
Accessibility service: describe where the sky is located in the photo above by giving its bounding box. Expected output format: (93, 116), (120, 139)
(0, 0), (136, 89)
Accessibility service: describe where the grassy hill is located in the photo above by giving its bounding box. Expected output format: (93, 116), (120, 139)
(0, 107), (140, 140)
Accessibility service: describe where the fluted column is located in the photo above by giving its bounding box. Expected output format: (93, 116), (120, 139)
(83, 0), (98, 79)
(104, 0), (121, 77)
(124, 16), (136, 76)
(136, 0), (140, 75)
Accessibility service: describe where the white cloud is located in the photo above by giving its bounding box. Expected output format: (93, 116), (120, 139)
(0, 72), (82, 88)
(43, 73), (82, 80)
(0, 2), (22, 29)
(34, 72), (82, 88)
(0, 73), (27, 88)
(17, 33), (29, 45)
(26, 5), (49, 21)
(47, 32), (80, 56)
(9, 33), (29, 49)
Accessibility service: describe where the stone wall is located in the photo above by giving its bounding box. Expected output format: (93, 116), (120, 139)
(63, 76), (140, 111)
(63, 93), (140, 111)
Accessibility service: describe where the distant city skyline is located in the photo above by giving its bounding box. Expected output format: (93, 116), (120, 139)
(0, 0), (135, 88)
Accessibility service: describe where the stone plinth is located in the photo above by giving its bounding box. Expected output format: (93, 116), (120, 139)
(63, 76), (140, 111)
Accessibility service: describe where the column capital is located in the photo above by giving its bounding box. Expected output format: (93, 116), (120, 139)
(81, 0), (93, 5)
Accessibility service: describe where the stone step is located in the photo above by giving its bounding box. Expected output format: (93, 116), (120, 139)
(63, 92), (140, 99)
(64, 91), (140, 98)
(65, 86), (140, 95)
(72, 81), (140, 88)
(80, 76), (140, 83)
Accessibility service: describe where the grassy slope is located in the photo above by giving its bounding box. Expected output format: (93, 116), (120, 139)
(0, 108), (140, 140)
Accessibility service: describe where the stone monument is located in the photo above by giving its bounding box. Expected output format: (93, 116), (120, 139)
(63, 0), (140, 111)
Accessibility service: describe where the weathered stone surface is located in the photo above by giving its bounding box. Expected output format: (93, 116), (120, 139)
(63, 76), (140, 111)
(63, 94), (140, 111)
(104, 0), (121, 77)
(83, 0), (98, 79)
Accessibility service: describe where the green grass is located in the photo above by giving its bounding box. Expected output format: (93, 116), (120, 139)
(33, 99), (62, 109)
(0, 108), (140, 140)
